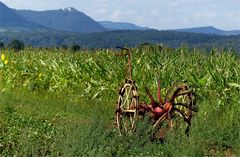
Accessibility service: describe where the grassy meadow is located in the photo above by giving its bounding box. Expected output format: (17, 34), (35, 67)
(0, 45), (240, 156)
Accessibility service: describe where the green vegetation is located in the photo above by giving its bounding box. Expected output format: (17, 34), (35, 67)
(0, 45), (240, 156)
(7, 39), (25, 51)
(71, 44), (81, 52)
(0, 42), (4, 49)
(1, 30), (240, 49)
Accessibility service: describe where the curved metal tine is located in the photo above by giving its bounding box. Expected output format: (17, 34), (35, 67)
(165, 81), (182, 102)
(153, 112), (168, 128)
(174, 103), (198, 112)
(169, 87), (183, 102)
(171, 89), (192, 102)
(157, 80), (164, 105)
(145, 86), (156, 105)
(174, 108), (191, 125)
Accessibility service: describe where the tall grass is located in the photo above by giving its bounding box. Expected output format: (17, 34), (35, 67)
(0, 45), (239, 156)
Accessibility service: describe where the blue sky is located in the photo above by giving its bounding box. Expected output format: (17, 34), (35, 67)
(1, 0), (240, 30)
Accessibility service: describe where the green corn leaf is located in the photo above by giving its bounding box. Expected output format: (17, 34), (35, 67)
(228, 83), (240, 88)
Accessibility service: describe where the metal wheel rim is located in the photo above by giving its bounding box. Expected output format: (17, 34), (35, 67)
(116, 80), (138, 135)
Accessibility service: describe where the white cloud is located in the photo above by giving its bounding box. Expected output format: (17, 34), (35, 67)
(1, 0), (240, 30)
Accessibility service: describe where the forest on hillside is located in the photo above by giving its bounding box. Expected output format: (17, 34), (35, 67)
(1, 30), (240, 50)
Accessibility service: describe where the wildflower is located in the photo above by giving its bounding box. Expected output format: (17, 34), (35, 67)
(1, 53), (5, 61)
(1, 53), (8, 65)
(4, 59), (8, 65)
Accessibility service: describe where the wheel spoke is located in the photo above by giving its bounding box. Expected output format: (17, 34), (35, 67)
(115, 80), (138, 135)
(174, 103), (197, 112)
(122, 87), (130, 108)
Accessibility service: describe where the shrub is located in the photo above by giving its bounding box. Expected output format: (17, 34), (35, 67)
(61, 45), (68, 50)
(8, 39), (25, 51)
(71, 44), (80, 52)
(0, 41), (4, 49)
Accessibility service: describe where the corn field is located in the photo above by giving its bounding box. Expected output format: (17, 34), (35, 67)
(0, 45), (240, 156)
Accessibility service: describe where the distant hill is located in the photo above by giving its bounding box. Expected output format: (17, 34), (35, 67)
(175, 26), (240, 35)
(99, 21), (149, 30)
(1, 29), (240, 50)
(0, 1), (47, 32)
(1, 1), (240, 50)
(2, 1), (240, 36)
(17, 8), (106, 33)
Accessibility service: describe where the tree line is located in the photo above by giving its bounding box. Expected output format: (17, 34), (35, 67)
(1, 30), (240, 52)
(0, 39), (82, 52)
(0, 39), (25, 51)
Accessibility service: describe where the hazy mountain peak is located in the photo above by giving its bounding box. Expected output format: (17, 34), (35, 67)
(62, 7), (78, 12)
(17, 6), (106, 33)
(0, 2), (22, 17)
(0, 1), (46, 30)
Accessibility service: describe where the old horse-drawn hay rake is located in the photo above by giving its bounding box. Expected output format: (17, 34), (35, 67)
(115, 48), (197, 138)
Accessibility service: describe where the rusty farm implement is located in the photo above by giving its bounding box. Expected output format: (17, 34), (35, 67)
(115, 47), (197, 138)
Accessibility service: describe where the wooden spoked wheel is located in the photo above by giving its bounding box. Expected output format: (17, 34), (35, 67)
(116, 79), (139, 135)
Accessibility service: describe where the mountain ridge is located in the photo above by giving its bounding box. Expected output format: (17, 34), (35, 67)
(0, 1), (48, 32)
(174, 26), (240, 35)
(1, 1), (240, 35)
(17, 8), (106, 33)
(99, 21), (149, 30)
(0, 1), (150, 32)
